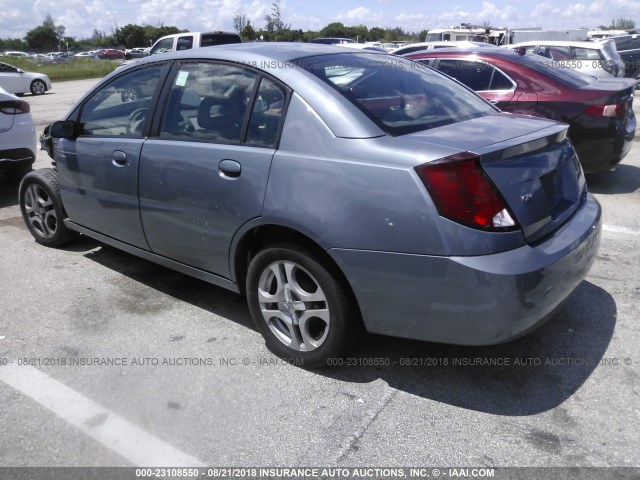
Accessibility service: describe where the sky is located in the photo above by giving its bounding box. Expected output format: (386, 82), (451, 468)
(1, 0), (639, 41)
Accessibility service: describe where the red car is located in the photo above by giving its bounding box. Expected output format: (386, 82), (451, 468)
(404, 47), (636, 173)
(98, 49), (124, 60)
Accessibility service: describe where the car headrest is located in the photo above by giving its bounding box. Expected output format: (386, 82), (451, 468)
(197, 96), (237, 130)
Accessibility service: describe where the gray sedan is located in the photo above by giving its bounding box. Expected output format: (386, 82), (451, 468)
(21, 43), (601, 367)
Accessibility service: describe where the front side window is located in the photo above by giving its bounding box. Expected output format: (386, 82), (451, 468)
(296, 53), (495, 136)
(150, 38), (174, 55)
(79, 65), (164, 137)
(0, 62), (18, 73)
(160, 62), (259, 143)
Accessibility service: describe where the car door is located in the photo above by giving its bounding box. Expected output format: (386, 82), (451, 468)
(139, 61), (289, 278)
(55, 64), (167, 248)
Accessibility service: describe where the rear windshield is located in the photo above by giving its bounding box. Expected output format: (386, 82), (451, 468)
(295, 53), (496, 135)
(518, 53), (594, 87)
(201, 34), (242, 47)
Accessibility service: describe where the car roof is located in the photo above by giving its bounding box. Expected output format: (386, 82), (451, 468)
(404, 46), (519, 58)
(509, 40), (606, 48)
(134, 42), (378, 64)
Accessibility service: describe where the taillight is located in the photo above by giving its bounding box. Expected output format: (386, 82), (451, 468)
(415, 152), (518, 231)
(585, 103), (623, 117)
(0, 100), (30, 114)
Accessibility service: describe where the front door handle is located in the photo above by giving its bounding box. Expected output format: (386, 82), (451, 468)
(219, 159), (241, 179)
(112, 150), (128, 167)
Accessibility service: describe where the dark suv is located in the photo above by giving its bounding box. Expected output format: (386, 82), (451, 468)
(610, 34), (640, 87)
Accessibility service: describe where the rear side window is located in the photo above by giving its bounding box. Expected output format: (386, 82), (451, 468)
(176, 36), (194, 51)
(572, 47), (602, 61)
(296, 53), (496, 135)
(201, 34), (242, 47)
(246, 78), (287, 146)
(159, 62), (288, 147)
(437, 59), (492, 90)
(160, 63), (258, 143)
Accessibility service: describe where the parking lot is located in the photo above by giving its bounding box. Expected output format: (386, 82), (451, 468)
(0, 79), (638, 469)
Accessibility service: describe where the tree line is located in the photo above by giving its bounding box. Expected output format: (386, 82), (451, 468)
(2, 5), (635, 53)
(1, 6), (427, 53)
(0, 14), (188, 52)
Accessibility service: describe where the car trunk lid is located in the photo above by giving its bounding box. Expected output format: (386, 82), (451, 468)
(405, 114), (586, 244)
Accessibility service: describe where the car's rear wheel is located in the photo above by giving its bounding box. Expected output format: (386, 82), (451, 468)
(19, 169), (76, 247)
(246, 243), (353, 368)
(30, 79), (46, 95)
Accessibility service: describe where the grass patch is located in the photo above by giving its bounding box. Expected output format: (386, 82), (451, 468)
(0, 56), (120, 82)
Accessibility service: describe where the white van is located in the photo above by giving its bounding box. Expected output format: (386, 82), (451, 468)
(149, 31), (242, 55)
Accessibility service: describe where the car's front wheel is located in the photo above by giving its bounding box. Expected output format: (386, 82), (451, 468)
(30, 79), (46, 95)
(19, 169), (76, 247)
(246, 243), (354, 368)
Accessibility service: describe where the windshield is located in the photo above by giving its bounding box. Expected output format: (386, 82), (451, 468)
(295, 54), (497, 135)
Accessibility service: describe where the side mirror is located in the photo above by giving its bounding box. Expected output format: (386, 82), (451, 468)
(50, 120), (77, 139)
(17, 68), (24, 74)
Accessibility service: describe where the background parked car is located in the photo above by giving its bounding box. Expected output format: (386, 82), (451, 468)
(405, 47), (636, 172)
(508, 40), (625, 78)
(28, 44), (601, 367)
(2, 51), (31, 58)
(309, 37), (356, 45)
(148, 31), (242, 56)
(97, 49), (125, 60)
(391, 41), (498, 56)
(0, 61), (51, 96)
(609, 34), (640, 87)
(0, 85), (35, 181)
(124, 47), (149, 59)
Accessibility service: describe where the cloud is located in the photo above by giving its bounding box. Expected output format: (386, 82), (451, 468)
(336, 7), (384, 25)
(1, 0), (639, 41)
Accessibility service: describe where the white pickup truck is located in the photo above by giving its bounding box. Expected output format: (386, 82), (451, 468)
(149, 31), (242, 55)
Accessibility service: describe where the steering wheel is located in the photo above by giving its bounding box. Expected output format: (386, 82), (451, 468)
(126, 107), (148, 136)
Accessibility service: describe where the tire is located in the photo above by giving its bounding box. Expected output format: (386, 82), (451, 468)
(30, 79), (46, 96)
(246, 243), (354, 368)
(19, 169), (76, 247)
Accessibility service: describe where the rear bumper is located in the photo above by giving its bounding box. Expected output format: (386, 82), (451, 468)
(572, 112), (636, 173)
(330, 194), (602, 345)
(0, 148), (35, 170)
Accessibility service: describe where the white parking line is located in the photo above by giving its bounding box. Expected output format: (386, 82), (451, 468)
(0, 363), (207, 467)
(602, 224), (640, 236)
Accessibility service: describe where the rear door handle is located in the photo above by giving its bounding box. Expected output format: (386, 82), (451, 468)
(219, 159), (241, 179)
